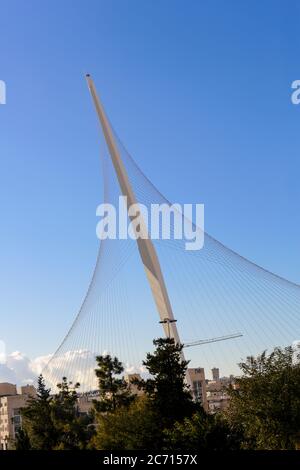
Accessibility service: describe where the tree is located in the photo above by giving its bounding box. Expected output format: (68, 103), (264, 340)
(18, 375), (94, 450)
(51, 377), (94, 450)
(14, 429), (31, 450)
(93, 354), (134, 412)
(226, 346), (300, 449)
(90, 396), (160, 450)
(92, 340), (198, 450)
(163, 410), (241, 451)
(134, 338), (198, 427)
(19, 374), (57, 450)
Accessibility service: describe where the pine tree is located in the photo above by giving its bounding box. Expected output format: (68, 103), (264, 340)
(18, 375), (94, 450)
(19, 374), (58, 450)
(93, 355), (134, 412)
(134, 338), (197, 426)
(14, 429), (31, 450)
(51, 377), (94, 450)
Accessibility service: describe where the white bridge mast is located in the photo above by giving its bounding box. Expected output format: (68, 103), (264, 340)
(86, 74), (192, 387)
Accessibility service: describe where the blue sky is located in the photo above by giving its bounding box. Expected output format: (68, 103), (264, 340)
(0, 0), (299, 364)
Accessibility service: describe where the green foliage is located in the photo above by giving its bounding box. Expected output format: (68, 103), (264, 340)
(226, 346), (300, 449)
(134, 338), (198, 426)
(92, 338), (199, 450)
(14, 429), (31, 450)
(51, 377), (94, 450)
(19, 375), (58, 450)
(18, 375), (94, 450)
(91, 396), (161, 450)
(93, 354), (135, 412)
(17, 344), (300, 451)
(163, 410), (241, 451)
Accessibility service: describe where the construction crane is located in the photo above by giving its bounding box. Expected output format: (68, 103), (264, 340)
(183, 332), (243, 348)
(159, 318), (243, 347)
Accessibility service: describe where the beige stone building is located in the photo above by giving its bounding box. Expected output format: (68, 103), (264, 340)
(188, 367), (208, 411)
(211, 367), (220, 381)
(206, 383), (230, 412)
(77, 393), (97, 415)
(76, 374), (143, 415)
(206, 369), (235, 413)
(124, 373), (143, 396)
(0, 383), (36, 450)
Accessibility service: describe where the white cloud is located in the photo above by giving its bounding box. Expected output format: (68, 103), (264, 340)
(0, 351), (36, 385)
(0, 350), (95, 390)
(0, 350), (147, 393)
(0, 363), (18, 384)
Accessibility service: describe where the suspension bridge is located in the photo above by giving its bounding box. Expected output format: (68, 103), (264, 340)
(42, 76), (300, 391)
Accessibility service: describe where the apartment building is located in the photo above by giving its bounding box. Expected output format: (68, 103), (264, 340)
(206, 369), (235, 413)
(188, 367), (208, 411)
(0, 383), (36, 450)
